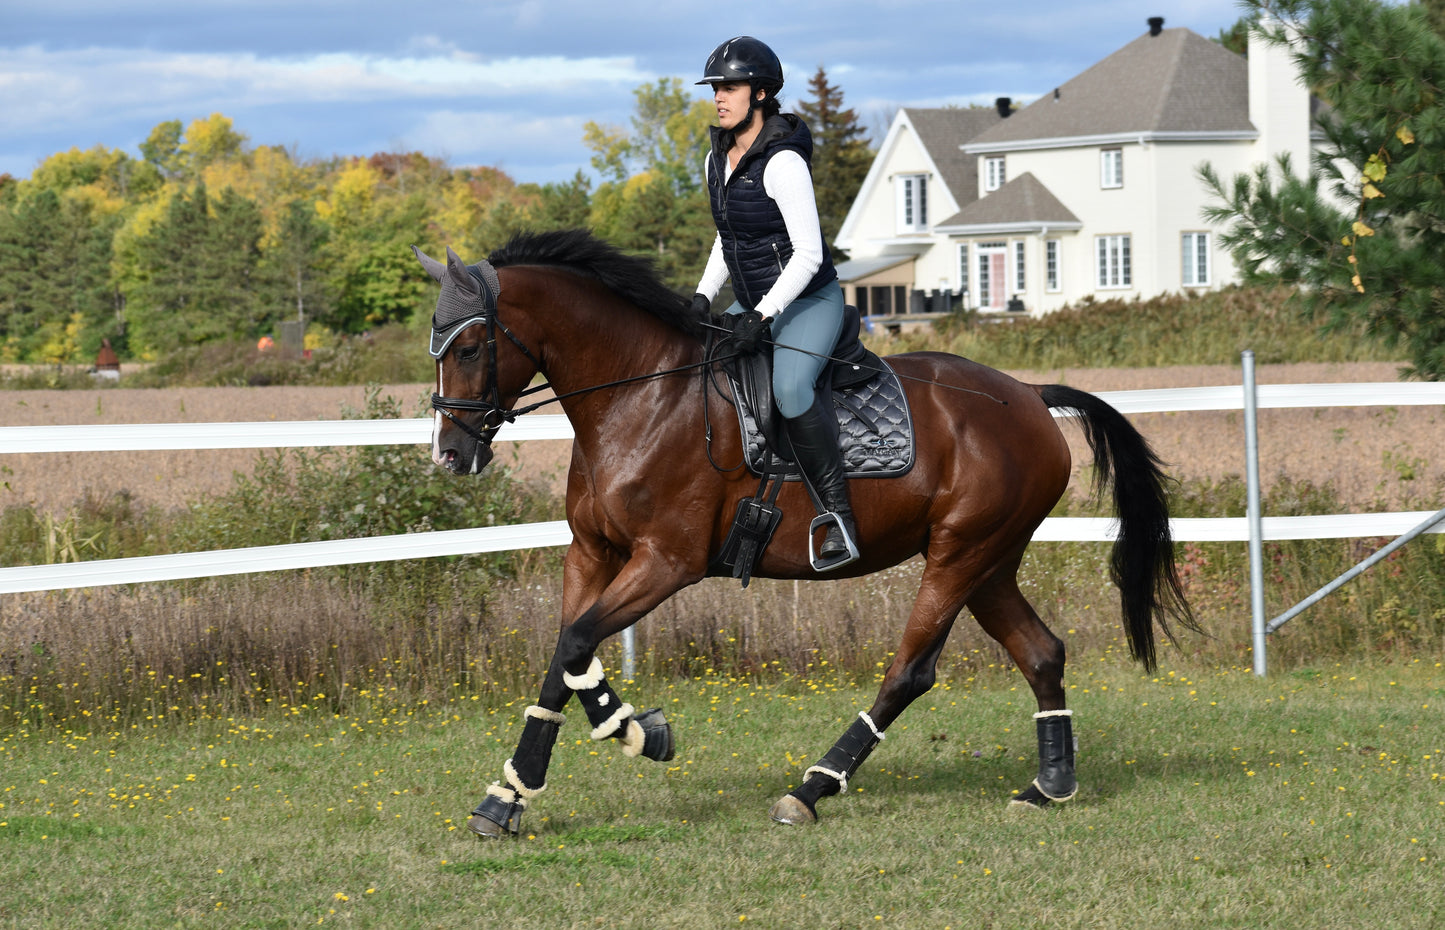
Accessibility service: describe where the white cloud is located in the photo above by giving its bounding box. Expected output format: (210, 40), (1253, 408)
(0, 44), (649, 136)
(400, 108), (592, 174)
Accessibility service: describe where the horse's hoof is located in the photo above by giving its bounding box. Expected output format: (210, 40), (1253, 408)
(634, 708), (675, 762)
(468, 794), (523, 838)
(468, 813), (511, 838)
(1008, 782), (1073, 810)
(769, 794), (818, 826)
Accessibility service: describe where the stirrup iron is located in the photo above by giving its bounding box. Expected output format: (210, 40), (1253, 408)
(808, 512), (859, 572)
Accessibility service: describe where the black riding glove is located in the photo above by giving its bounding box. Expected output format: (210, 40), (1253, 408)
(731, 310), (772, 355)
(691, 293), (711, 317)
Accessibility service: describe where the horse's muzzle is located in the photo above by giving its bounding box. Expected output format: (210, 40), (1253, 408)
(436, 439), (494, 475)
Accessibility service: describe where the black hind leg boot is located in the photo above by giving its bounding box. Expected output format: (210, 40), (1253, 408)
(1011, 709), (1078, 808)
(784, 397), (859, 571)
(770, 711), (885, 824)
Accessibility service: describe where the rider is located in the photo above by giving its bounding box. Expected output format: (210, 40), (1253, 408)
(693, 35), (858, 570)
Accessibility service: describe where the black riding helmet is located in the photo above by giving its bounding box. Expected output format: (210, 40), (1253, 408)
(697, 36), (784, 93)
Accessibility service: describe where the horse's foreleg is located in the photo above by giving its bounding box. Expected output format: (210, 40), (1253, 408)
(965, 562), (1076, 808)
(469, 543), (691, 838)
(770, 559), (971, 825)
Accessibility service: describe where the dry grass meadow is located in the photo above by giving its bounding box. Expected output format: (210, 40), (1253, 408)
(3, 360), (1440, 516)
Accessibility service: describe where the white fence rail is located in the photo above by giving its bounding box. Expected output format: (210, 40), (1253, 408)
(2, 381), (1442, 599)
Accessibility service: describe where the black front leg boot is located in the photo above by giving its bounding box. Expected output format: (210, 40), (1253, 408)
(784, 398), (859, 571)
(1011, 710), (1078, 809)
(469, 705), (565, 838)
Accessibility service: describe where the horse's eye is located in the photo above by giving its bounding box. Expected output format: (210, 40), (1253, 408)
(456, 345), (481, 362)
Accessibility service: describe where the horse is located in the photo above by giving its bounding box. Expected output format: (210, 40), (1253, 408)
(414, 229), (1193, 837)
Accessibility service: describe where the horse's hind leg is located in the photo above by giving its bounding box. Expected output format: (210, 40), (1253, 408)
(965, 553), (1077, 808)
(769, 555), (977, 825)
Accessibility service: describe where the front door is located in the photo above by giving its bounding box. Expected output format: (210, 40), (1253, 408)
(978, 245), (1008, 310)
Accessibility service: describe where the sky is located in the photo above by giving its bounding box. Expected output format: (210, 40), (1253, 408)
(1, 0), (1248, 186)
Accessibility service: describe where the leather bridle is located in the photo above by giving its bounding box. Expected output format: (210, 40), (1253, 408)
(431, 309), (547, 448)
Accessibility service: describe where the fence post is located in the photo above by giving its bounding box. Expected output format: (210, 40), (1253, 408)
(621, 628), (636, 680)
(1243, 350), (1268, 677)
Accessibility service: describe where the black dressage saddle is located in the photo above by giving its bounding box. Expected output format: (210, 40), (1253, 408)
(708, 305), (915, 583)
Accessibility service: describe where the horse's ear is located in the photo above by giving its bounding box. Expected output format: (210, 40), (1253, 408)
(446, 246), (482, 297)
(413, 245), (446, 283)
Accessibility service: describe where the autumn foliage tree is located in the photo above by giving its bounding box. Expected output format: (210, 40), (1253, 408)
(0, 68), (875, 364)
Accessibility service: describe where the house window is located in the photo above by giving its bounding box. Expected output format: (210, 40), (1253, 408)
(956, 243), (969, 301)
(896, 174), (928, 233)
(1014, 241), (1026, 294)
(1182, 232), (1211, 287)
(1095, 234), (1131, 288)
(869, 286), (892, 315)
(1101, 148), (1123, 189)
(1045, 239), (1061, 292)
(984, 156), (1006, 192)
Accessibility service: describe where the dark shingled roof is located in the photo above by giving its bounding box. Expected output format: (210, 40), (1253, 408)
(935, 172), (1079, 230)
(968, 28), (1252, 147)
(901, 107), (1005, 204)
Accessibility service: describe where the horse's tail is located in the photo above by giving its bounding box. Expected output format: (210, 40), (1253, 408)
(1038, 384), (1195, 671)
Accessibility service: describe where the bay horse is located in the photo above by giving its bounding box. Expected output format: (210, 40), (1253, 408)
(415, 229), (1192, 837)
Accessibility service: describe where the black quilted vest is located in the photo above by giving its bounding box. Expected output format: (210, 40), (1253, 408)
(707, 114), (838, 311)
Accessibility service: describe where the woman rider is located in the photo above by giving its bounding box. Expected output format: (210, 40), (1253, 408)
(692, 36), (858, 571)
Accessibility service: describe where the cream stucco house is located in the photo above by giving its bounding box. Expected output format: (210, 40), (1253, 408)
(833, 18), (1314, 324)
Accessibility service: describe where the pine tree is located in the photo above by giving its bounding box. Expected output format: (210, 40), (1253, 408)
(1202, 0), (1445, 379)
(0, 190), (120, 362)
(795, 67), (873, 261)
(126, 182), (269, 353)
(263, 199), (331, 327)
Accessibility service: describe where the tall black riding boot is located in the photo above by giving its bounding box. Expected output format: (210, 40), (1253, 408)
(784, 397), (859, 571)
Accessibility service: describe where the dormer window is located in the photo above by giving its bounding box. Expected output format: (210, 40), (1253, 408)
(1101, 148), (1123, 189)
(896, 173), (929, 233)
(984, 156), (1006, 192)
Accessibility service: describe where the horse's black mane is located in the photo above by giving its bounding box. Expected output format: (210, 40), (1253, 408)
(488, 228), (708, 340)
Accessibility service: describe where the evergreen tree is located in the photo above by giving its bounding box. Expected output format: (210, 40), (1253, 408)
(0, 190), (120, 361)
(1202, 0), (1445, 379)
(530, 171), (593, 231)
(125, 182), (268, 353)
(794, 67), (873, 261)
(1421, 0), (1445, 39)
(263, 199), (331, 327)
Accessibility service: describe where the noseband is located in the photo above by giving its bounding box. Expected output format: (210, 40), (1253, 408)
(431, 308), (546, 448)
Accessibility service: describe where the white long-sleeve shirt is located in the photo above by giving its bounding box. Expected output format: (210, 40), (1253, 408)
(696, 149), (825, 319)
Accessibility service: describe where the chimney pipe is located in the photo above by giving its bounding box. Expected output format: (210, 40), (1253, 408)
(995, 97), (1012, 118)
(1148, 16), (1164, 36)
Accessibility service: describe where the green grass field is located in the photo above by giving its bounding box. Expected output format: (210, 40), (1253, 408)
(2, 657), (1440, 929)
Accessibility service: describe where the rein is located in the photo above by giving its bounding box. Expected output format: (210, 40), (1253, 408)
(433, 314), (1009, 448)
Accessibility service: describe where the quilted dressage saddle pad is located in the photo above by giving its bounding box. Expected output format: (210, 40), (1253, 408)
(729, 360), (915, 480)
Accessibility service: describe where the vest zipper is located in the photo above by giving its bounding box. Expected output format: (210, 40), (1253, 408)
(772, 241), (784, 275)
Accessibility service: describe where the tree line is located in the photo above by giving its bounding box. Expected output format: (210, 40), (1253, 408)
(0, 69), (872, 365)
